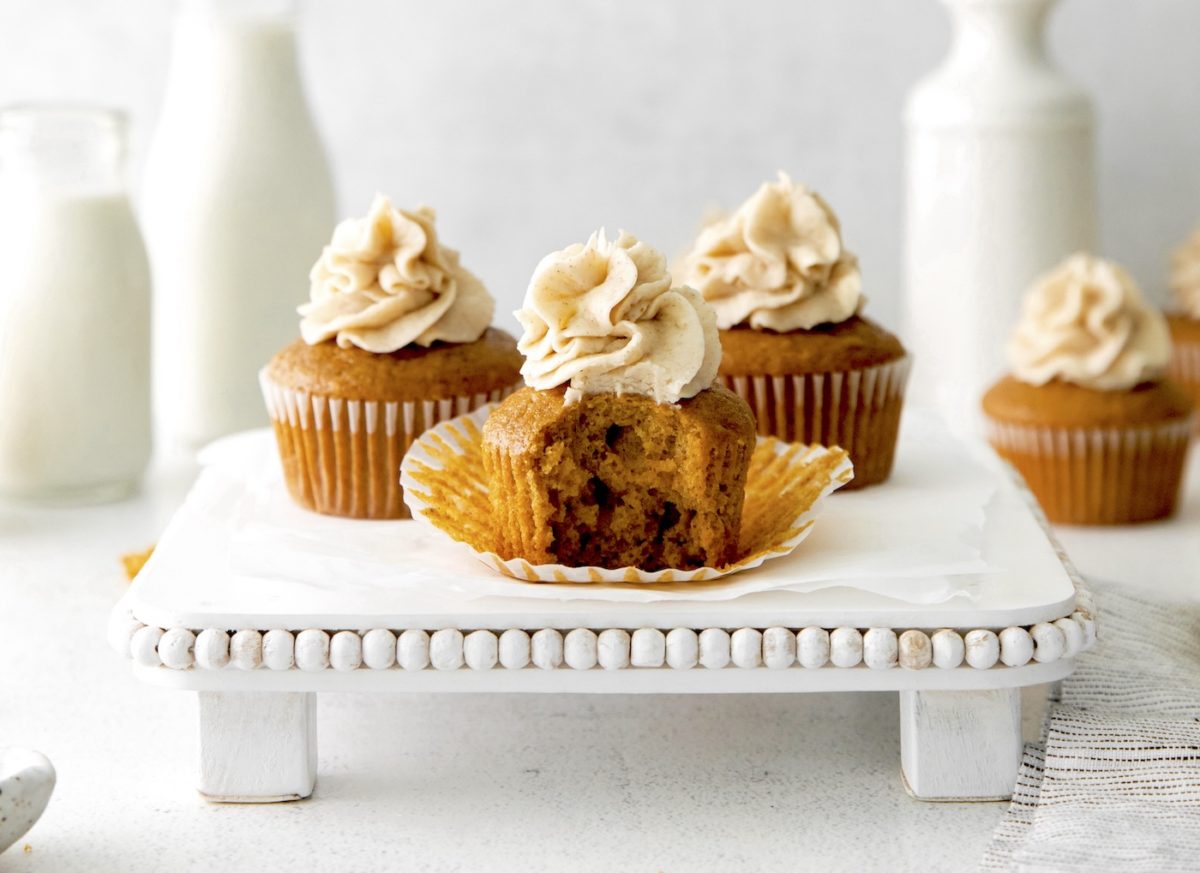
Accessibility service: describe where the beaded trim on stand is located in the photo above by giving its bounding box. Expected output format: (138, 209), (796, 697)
(110, 609), (1096, 673)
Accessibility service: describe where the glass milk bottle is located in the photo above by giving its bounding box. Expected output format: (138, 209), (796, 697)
(0, 107), (152, 502)
(142, 0), (336, 453)
(903, 0), (1096, 434)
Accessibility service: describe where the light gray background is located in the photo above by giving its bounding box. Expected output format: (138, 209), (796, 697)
(1, 0), (1197, 330)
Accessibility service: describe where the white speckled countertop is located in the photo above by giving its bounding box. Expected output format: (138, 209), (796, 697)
(2, 453), (1197, 872)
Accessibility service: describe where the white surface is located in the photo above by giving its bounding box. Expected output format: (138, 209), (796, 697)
(3, 0), (1199, 343)
(904, 0), (1096, 432)
(0, 451), (1196, 870)
(143, 1), (335, 450)
(128, 416), (1076, 630)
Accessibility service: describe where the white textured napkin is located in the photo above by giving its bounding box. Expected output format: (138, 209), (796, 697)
(980, 585), (1200, 872)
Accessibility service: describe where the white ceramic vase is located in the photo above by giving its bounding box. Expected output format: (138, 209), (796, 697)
(903, 0), (1096, 435)
(143, 0), (336, 454)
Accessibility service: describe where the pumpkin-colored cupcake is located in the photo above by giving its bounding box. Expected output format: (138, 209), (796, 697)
(676, 173), (909, 488)
(482, 229), (756, 571)
(983, 253), (1193, 525)
(261, 194), (522, 519)
(1167, 229), (1200, 423)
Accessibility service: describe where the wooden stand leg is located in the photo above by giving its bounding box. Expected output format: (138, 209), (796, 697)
(197, 691), (317, 802)
(899, 688), (1022, 801)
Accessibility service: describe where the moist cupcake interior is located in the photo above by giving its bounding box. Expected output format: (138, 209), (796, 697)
(484, 388), (755, 571)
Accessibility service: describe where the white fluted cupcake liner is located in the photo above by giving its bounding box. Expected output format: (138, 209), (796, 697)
(260, 369), (519, 519)
(985, 416), (1193, 525)
(1168, 333), (1200, 431)
(717, 354), (911, 489)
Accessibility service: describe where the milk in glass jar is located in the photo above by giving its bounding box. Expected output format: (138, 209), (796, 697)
(0, 106), (151, 502)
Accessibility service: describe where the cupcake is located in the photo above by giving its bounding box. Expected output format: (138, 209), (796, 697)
(983, 253), (1193, 525)
(1167, 229), (1200, 421)
(262, 194), (523, 519)
(482, 229), (757, 571)
(676, 173), (909, 489)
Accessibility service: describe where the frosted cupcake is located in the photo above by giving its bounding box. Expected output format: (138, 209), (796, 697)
(262, 194), (522, 519)
(482, 230), (757, 571)
(983, 253), (1193, 525)
(1167, 229), (1200, 422)
(676, 173), (909, 489)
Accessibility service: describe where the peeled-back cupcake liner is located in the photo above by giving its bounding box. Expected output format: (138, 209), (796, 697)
(984, 416), (1193, 525)
(1168, 335), (1200, 430)
(400, 403), (854, 584)
(717, 354), (911, 489)
(260, 369), (520, 520)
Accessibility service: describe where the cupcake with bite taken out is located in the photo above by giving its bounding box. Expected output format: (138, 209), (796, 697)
(261, 194), (523, 519)
(481, 229), (757, 571)
(1167, 228), (1200, 423)
(675, 173), (909, 489)
(983, 253), (1193, 525)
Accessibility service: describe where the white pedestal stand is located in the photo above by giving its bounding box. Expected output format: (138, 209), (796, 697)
(111, 429), (1094, 804)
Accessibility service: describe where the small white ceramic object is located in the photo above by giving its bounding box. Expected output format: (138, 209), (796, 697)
(0, 748), (55, 854)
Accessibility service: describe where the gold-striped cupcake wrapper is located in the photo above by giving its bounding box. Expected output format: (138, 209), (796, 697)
(718, 354), (911, 488)
(260, 369), (519, 520)
(1168, 339), (1200, 431)
(985, 417), (1193, 525)
(400, 403), (854, 584)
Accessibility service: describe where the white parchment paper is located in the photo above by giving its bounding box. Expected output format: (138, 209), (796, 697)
(204, 410), (999, 605)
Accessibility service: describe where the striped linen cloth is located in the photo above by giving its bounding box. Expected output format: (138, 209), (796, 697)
(980, 586), (1200, 872)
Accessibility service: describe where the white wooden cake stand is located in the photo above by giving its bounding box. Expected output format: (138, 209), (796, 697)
(110, 421), (1094, 804)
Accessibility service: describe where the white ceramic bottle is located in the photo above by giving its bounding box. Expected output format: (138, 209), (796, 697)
(142, 0), (336, 453)
(0, 106), (151, 502)
(903, 0), (1096, 434)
